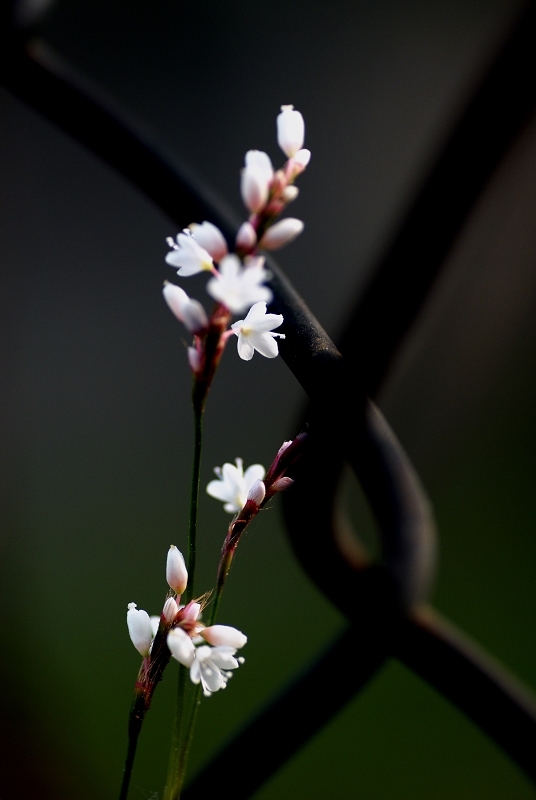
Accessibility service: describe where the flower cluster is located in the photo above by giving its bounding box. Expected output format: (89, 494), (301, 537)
(163, 105), (310, 388)
(127, 546), (247, 698)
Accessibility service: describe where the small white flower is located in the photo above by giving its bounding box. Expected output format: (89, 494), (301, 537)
(166, 545), (188, 595)
(190, 645), (242, 697)
(190, 221), (228, 263)
(206, 254), (272, 314)
(127, 602), (153, 656)
(207, 457), (265, 513)
(231, 301), (285, 361)
(150, 615), (160, 637)
(167, 627), (195, 667)
(201, 625), (248, 649)
(259, 218), (304, 250)
(165, 231), (214, 276)
(277, 105), (305, 158)
(163, 282), (208, 334)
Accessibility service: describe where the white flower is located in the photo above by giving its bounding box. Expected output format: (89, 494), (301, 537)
(165, 231), (214, 276)
(127, 602), (153, 656)
(206, 254), (272, 314)
(163, 282), (208, 334)
(231, 301), (285, 361)
(201, 625), (248, 649)
(277, 105), (305, 157)
(190, 645), (243, 697)
(167, 627), (195, 667)
(166, 545), (188, 595)
(207, 457), (265, 513)
(190, 221), (228, 263)
(259, 218), (304, 250)
(240, 150), (274, 213)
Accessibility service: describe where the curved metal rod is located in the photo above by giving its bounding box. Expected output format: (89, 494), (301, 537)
(2, 11), (536, 794)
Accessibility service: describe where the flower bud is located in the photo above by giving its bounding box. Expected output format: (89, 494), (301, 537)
(282, 185), (299, 203)
(277, 105), (305, 157)
(259, 218), (304, 250)
(181, 601), (201, 623)
(162, 596), (179, 623)
(245, 149), (274, 184)
(163, 283), (208, 334)
(166, 545), (188, 595)
(247, 478), (266, 506)
(188, 347), (202, 374)
(236, 221), (257, 251)
(241, 166), (270, 213)
(201, 625), (247, 649)
(167, 627), (195, 667)
(127, 602), (153, 656)
(181, 298), (209, 334)
(190, 221), (228, 263)
(271, 476), (294, 492)
(292, 148), (311, 171)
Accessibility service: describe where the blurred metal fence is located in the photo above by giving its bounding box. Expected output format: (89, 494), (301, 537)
(2, 1), (536, 795)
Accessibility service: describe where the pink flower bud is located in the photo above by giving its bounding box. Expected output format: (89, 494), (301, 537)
(166, 545), (188, 595)
(201, 625), (247, 649)
(188, 347), (202, 374)
(271, 476), (294, 492)
(277, 105), (305, 157)
(236, 221), (257, 251)
(167, 627), (195, 667)
(127, 603), (153, 656)
(181, 601), (201, 623)
(247, 479), (266, 506)
(162, 596), (179, 623)
(259, 218), (304, 250)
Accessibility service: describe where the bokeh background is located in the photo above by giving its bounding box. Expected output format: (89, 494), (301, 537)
(1, 0), (536, 797)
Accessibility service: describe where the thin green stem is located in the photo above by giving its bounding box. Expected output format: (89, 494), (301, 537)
(184, 402), (203, 604)
(174, 684), (203, 798)
(118, 696), (146, 800)
(163, 664), (188, 800)
(164, 397), (204, 799)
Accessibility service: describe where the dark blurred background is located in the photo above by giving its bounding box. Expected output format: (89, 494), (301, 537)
(1, 0), (536, 797)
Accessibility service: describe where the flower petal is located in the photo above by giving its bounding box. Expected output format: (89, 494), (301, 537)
(244, 463), (266, 488)
(248, 332), (280, 358)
